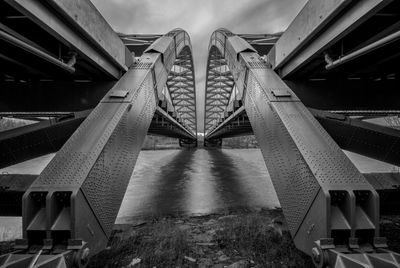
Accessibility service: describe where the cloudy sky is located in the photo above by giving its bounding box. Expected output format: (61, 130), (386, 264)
(91, 0), (308, 132)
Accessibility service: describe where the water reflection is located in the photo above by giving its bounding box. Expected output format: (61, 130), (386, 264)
(208, 149), (248, 208)
(116, 149), (279, 223)
(149, 149), (195, 215)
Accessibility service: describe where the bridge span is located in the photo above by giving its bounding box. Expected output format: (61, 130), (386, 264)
(0, 0), (400, 267)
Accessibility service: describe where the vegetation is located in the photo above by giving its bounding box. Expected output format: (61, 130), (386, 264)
(216, 212), (312, 267)
(88, 209), (313, 268)
(222, 135), (258, 149)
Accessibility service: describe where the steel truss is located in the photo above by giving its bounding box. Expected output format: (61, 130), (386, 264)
(0, 29), (196, 267)
(204, 29), (400, 268)
(204, 42), (235, 134)
(167, 46), (197, 134)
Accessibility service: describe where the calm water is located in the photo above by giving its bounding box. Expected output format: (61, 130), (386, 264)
(116, 149), (279, 223)
(0, 148), (395, 239)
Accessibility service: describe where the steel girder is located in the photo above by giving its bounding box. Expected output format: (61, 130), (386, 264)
(270, 0), (393, 78)
(0, 111), (90, 169)
(4, 0), (130, 79)
(311, 109), (400, 167)
(205, 107), (400, 168)
(0, 106), (194, 170)
(119, 34), (162, 57)
(0, 29), (195, 267)
(204, 29), (400, 268)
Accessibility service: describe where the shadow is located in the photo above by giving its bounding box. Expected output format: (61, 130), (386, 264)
(207, 149), (248, 210)
(147, 149), (196, 217)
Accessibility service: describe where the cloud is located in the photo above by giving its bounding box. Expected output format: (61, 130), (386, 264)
(91, 0), (307, 132)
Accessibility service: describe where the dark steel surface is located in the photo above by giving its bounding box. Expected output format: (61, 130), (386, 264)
(0, 174), (36, 216)
(0, 81), (115, 113)
(312, 109), (400, 167)
(0, 111), (89, 169)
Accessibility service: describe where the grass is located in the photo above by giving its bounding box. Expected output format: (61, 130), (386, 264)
(216, 212), (313, 267)
(88, 209), (313, 268)
(89, 220), (193, 267)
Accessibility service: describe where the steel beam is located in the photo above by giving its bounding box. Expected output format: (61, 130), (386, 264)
(273, 0), (352, 69)
(44, 0), (129, 70)
(0, 111), (89, 169)
(206, 107), (400, 166)
(206, 29), (400, 267)
(0, 29), (195, 267)
(286, 78), (400, 111)
(0, 81), (115, 113)
(272, 0), (392, 78)
(149, 106), (196, 140)
(20, 58), (159, 260)
(0, 174), (37, 216)
(311, 109), (400, 167)
(0, 29), (75, 73)
(5, 0), (127, 79)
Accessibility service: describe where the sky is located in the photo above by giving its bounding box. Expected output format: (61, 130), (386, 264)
(91, 0), (308, 132)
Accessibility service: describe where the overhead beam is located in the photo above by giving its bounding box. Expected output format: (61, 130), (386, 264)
(286, 78), (400, 111)
(311, 108), (400, 167)
(272, 0), (392, 78)
(0, 110), (89, 169)
(5, 0), (128, 79)
(44, 0), (129, 70)
(273, 0), (352, 69)
(0, 81), (115, 112)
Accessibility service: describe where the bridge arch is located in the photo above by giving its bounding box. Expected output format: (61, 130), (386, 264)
(12, 28), (197, 263)
(202, 28), (399, 267)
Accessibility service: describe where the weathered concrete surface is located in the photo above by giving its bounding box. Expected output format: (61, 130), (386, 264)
(6, 0), (126, 78)
(272, 0), (391, 77)
(47, 0), (127, 70)
(273, 0), (350, 68)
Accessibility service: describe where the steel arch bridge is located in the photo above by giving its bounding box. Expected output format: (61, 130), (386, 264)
(204, 27), (400, 267)
(0, 0), (197, 262)
(1, 0), (400, 267)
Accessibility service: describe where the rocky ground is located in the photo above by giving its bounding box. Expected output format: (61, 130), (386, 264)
(1, 209), (400, 267)
(88, 209), (400, 268)
(88, 208), (313, 268)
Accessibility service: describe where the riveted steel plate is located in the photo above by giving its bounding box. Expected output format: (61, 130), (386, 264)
(245, 81), (321, 234)
(208, 30), (378, 241)
(81, 80), (156, 235)
(23, 29), (197, 256)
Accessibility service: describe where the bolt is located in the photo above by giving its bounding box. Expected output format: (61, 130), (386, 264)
(312, 247), (321, 264)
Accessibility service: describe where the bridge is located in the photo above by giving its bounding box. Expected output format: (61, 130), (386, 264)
(0, 0), (400, 267)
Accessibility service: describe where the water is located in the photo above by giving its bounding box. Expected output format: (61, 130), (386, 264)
(116, 149), (279, 223)
(0, 148), (396, 239)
